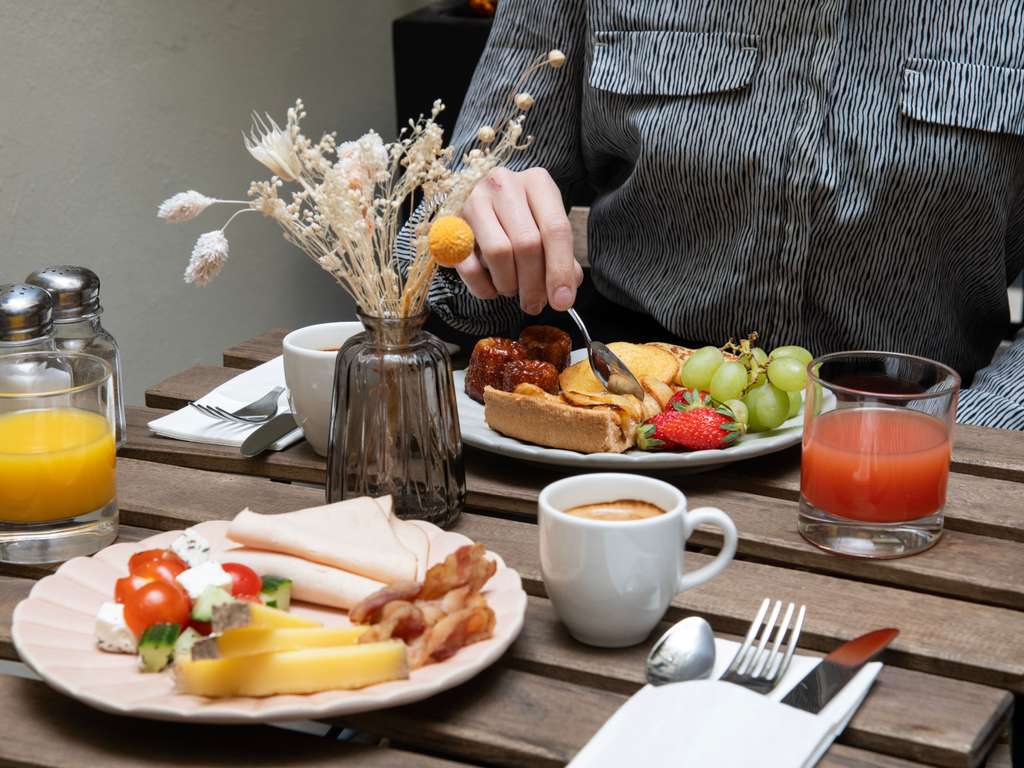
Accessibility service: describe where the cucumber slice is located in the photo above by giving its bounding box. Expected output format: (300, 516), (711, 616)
(138, 623), (181, 673)
(173, 627), (203, 661)
(191, 585), (235, 622)
(259, 575), (293, 611)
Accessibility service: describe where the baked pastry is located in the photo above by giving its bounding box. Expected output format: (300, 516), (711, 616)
(465, 338), (527, 403)
(518, 325), (571, 371)
(500, 359), (559, 394)
(483, 385), (635, 453)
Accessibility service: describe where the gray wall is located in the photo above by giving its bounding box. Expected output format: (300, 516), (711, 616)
(0, 0), (430, 404)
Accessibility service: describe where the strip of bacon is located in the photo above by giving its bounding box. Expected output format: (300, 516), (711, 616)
(419, 543), (496, 600)
(349, 581), (421, 625)
(407, 604), (496, 669)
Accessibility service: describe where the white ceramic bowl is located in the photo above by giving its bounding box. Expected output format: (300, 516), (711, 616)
(282, 322), (362, 456)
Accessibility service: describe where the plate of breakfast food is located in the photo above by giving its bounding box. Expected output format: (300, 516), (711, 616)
(455, 325), (832, 470)
(11, 497), (526, 723)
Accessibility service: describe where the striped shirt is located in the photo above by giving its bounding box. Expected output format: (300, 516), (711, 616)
(405, 0), (1024, 429)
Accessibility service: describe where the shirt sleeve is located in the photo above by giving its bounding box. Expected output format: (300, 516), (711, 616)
(955, 328), (1024, 430)
(396, 0), (588, 337)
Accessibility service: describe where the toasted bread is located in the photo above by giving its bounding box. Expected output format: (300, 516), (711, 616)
(483, 386), (635, 454)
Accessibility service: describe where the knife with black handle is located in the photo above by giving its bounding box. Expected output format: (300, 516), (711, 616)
(780, 628), (898, 714)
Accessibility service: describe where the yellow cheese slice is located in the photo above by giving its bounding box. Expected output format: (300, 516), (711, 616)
(214, 626), (366, 658)
(175, 641), (409, 697)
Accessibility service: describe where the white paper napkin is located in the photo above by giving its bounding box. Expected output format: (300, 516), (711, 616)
(569, 637), (881, 768)
(147, 356), (304, 451)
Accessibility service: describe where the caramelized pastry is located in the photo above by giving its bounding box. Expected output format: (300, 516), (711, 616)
(518, 325), (571, 371)
(500, 359), (559, 394)
(465, 337), (527, 403)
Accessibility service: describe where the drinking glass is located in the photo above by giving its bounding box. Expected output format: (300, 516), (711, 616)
(799, 351), (959, 559)
(0, 352), (118, 563)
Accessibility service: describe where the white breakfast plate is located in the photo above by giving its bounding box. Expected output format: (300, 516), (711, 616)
(12, 520), (526, 723)
(455, 349), (832, 471)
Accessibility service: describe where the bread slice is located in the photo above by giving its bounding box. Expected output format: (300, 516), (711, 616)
(483, 386), (634, 454)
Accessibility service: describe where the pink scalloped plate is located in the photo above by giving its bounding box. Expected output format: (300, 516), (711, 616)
(12, 519), (527, 723)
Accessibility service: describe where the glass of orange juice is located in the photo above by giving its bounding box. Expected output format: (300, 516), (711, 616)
(800, 351), (959, 559)
(0, 351), (117, 563)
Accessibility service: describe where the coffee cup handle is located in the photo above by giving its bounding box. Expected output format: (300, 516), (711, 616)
(677, 507), (738, 592)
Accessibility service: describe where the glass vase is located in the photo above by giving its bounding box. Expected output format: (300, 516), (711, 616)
(325, 312), (465, 527)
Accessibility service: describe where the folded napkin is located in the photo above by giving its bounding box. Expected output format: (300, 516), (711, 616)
(147, 356), (303, 451)
(570, 637), (881, 768)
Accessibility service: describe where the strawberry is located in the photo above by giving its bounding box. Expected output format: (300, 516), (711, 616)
(665, 388), (711, 411)
(636, 410), (683, 451)
(658, 404), (743, 451)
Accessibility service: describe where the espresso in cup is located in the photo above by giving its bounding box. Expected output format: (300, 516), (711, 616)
(539, 473), (737, 648)
(564, 499), (665, 521)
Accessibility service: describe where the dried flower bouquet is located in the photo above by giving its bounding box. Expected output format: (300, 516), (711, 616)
(159, 49), (566, 318)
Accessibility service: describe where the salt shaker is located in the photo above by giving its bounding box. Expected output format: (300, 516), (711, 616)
(0, 283), (56, 353)
(26, 267), (126, 446)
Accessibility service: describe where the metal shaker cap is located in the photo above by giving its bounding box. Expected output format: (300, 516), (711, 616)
(0, 283), (54, 342)
(26, 265), (101, 321)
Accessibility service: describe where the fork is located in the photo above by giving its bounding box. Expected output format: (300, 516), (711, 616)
(720, 598), (806, 694)
(188, 386), (284, 425)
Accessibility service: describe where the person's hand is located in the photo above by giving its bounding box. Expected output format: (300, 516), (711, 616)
(457, 167), (583, 315)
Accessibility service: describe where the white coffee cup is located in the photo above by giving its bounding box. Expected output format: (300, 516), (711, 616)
(282, 322), (362, 456)
(539, 473), (738, 648)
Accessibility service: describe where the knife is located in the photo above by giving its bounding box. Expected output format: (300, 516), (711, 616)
(240, 413), (298, 458)
(780, 628), (898, 714)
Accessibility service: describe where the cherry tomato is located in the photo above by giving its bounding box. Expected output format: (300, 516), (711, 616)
(114, 574), (151, 604)
(123, 580), (190, 638)
(132, 557), (187, 585)
(222, 562), (261, 599)
(129, 549), (187, 577)
(189, 619), (212, 636)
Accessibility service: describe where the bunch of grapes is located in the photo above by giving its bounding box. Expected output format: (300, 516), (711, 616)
(679, 336), (813, 432)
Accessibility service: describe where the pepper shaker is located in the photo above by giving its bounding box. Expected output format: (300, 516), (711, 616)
(26, 267), (126, 446)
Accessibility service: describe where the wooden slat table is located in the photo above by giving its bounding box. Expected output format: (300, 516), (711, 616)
(2, 329), (1021, 768)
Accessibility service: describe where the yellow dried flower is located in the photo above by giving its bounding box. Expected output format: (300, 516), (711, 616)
(428, 215), (475, 267)
(547, 49), (566, 69)
(477, 125), (496, 144)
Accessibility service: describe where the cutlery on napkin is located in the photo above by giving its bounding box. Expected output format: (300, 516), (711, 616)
(147, 356), (303, 452)
(569, 637), (882, 768)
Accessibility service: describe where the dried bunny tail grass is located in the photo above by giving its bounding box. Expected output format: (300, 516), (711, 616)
(185, 230), (229, 285)
(157, 191), (249, 222)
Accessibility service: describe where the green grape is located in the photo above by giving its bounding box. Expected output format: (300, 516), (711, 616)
(786, 390), (802, 420)
(770, 345), (814, 367)
(709, 360), (747, 402)
(744, 382), (789, 431)
(766, 357), (807, 393)
(724, 399), (748, 426)
(679, 346), (723, 390)
(751, 347), (769, 366)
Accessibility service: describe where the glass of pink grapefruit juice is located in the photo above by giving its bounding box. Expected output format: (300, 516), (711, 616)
(799, 351), (959, 558)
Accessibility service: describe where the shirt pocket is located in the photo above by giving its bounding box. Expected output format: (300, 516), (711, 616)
(901, 58), (1024, 137)
(589, 30), (760, 97)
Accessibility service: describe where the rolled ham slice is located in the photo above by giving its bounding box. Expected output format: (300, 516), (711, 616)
(223, 548), (383, 610)
(376, 497), (429, 582)
(227, 497), (418, 584)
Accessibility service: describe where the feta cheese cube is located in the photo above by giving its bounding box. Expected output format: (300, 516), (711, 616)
(170, 528), (211, 568)
(175, 561), (233, 600)
(95, 602), (136, 654)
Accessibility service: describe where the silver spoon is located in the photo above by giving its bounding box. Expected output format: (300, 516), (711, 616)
(566, 308), (645, 399)
(645, 616), (717, 686)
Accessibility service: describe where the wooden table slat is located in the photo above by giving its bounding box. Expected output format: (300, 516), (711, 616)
(0, 674), (470, 768)
(222, 328), (289, 371)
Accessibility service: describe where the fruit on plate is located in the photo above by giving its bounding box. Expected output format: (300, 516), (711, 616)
(501, 358), (559, 394)
(636, 389), (743, 451)
(465, 337), (527, 403)
(559, 342), (678, 394)
(518, 325), (571, 370)
(123, 581), (191, 638)
(175, 641), (409, 697)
